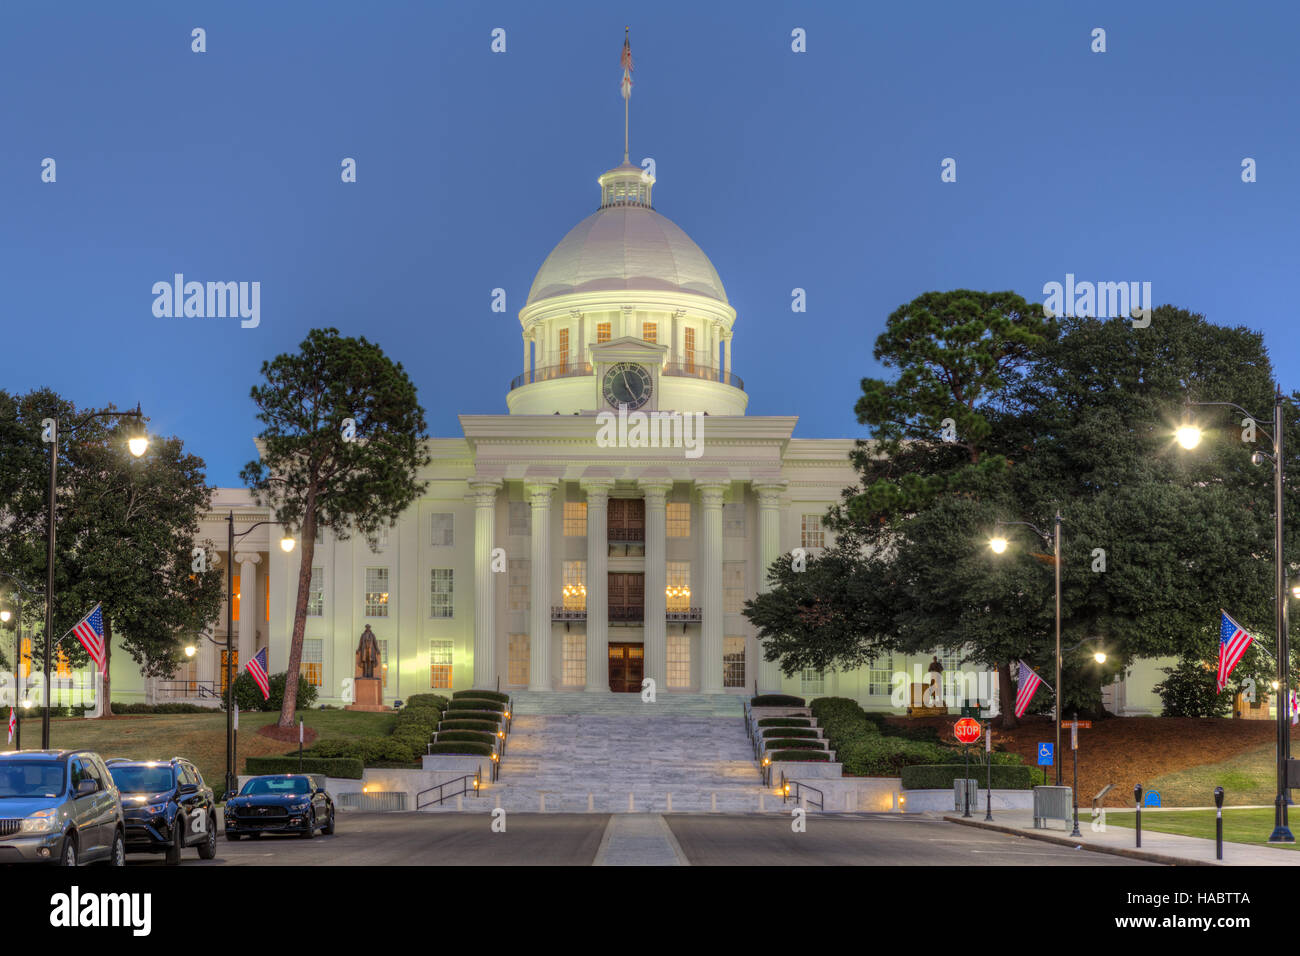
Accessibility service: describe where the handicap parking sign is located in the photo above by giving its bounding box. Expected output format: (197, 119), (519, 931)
(1037, 743), (1054, 766)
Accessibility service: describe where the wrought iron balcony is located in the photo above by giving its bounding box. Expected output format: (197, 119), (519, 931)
(551, 606), (587, 622)
(666, 607), (702, 623)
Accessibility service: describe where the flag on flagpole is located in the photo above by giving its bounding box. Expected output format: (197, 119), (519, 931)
(1014, 660), (1049, 718)
(71, 604), (107, 676)
(1290, 689), (1297, 726)
(620, 27), (634, 101)
(1216, 610), (1254, 693)
(6, 707), (14, 745)
(245, 647), (270, 700)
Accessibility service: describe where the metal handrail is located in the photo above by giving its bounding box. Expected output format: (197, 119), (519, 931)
(415, 768), (482, 809)
(509, 362), (594, 390)
(779, 773), (824, 811)
(155, 680), (221, 700)
(661, 362), (744, 391)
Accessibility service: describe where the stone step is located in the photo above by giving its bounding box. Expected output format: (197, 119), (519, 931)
(508, 690), (745, 718)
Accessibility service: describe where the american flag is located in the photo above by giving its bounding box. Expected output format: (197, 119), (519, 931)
(1216, 611), (1253, 693)
(246, 647), (270, 700)
(1291, 690), (1298, 727)
(6, 707), (14, 745)
(1014, 659), (1045, 718)
(72, 604), (107, 676)
(620, 28), (634, 100)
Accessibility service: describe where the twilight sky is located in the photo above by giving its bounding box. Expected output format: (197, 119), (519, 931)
(3, 0), (1297, 486)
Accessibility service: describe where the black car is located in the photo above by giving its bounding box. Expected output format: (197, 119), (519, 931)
(223, 774), (335, 840)
(106, 758), (217, 865)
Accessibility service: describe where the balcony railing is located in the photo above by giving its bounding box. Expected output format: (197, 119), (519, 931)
(608, 527), (644, 543)
(550, 605), (701, 624)
(661, 362), (744, 391)
(666, 607), (702, 623)
(552, 606), (587, 622)
(509, 359), (744, 392)
(510, 361), (593, 391)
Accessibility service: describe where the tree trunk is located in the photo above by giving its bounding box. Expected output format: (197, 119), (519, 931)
(100, 614), (113, 718)
(278, 495), (317, 728)
(995, 661), (1017, 729)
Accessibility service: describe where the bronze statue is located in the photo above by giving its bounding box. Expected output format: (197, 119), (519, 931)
(356, 625), (382, 680)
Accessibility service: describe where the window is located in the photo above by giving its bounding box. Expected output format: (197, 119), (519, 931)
(684, 327), (696, 372)
(867, 655), (894, 696)
(301, 639), (323, 687)
(370, 527), (390, 551)
(508, 634), (530, 686)
(724, 637), (746, 688)
(306, 567), (324, 616)
(596, 322), (611, 344)
(666, 502), (690, 537)
(666, 562), (691, 611)
(724, 561), (746, 614)
(723, 502), (746, 537)
(562, 633), (586, 686)
(800, 667), (825, 696)
(667, 635), (691, 688)
(378, 639), (389, 688)
(642, 321), (657, 343)
(563, 501), (587, 536)
(801, 513), (825, 549)
(562, 560), (586, 610)
(558, 328), (569, 370)
(430, 568), (454, 619)
(365, 568), (390, 617)
(232, 574), (241, 622)
(509, 501), (531, 536)
(508, 559), (530, 611)
(430, 640), (453, 689)
(430, 513), (454, 547)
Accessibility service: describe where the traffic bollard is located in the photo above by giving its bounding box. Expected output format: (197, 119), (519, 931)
(1214, 786), (1224, 861)
(1134, 784), (1143, 848)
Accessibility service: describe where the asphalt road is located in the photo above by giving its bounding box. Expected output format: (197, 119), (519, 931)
(124, 812), (1155, 866)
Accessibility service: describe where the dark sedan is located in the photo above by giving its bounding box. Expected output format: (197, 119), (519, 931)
(223, 774), (335, 840)
(106, 758), (217, 865)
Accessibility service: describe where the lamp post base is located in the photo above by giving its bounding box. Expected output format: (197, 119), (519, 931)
(1268, 826), (1295, 843)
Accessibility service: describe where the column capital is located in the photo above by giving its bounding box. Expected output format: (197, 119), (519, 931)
(468, 478), (502, 506)
(753, 479), (788, 505)
(579, 477), (616, 502)
(695, 480), (729, 508)
(525, 480), (558, 506)
(636, 477), (673, 503)
(234, 551), (262, 566)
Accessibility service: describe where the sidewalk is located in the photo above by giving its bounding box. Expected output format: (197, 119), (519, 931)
(942, 809), (1300, 866)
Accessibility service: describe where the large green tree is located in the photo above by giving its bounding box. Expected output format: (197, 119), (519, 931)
(241, 328), (429, 728)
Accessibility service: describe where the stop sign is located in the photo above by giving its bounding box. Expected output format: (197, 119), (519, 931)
(953, 717), (982, 745)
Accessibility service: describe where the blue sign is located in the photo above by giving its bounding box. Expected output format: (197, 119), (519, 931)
(1037, 743), (1054, 766)
(1144, 790), (1162, 807)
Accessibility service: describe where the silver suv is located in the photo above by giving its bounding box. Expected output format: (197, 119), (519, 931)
(0, 750), (125, 865)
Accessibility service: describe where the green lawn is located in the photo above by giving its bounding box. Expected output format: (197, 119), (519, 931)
(10, 709), (396, 788)
(1140, 742), (1279, 807)
(1106, 807), (1300, 850)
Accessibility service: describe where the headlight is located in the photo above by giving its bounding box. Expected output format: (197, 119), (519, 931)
(20, 808), (59, 834)
(289, 803), (310, 812)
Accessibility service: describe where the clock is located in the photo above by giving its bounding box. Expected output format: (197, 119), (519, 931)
(602, 362), (653, 410)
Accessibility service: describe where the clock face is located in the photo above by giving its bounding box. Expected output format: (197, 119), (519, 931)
(602, 362), (653, 410)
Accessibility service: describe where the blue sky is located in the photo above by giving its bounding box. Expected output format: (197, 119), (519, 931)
(3, 0), (1297, 486)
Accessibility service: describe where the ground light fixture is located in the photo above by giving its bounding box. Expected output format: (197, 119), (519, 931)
(1179, 388), (1293, 842)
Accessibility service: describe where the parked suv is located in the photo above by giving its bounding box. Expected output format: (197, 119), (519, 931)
(0, 750), (125, 865)
(105, 757), (217, 864)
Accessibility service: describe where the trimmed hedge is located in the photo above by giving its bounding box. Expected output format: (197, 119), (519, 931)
(763, 738), (825, 751)
(900, 764), (1037, 791)
(111, 702), (213, 714)
(404, 694), (449, 711)
(447, 698), (505, 713)
(757, 717), (811, 728)
(309, 737), (418, 765)
(769, 750), (829, 762)
(760, 727), (818, 739)
(244, 756), (363, 779)
(751, 694), (805, 707)
(452, 689), (510, 704)
(444, 709), (503, 724)
(838, 736), (950, 776)
(435, 730), (497, 747)
(427, 742), (492, 757)
(392, 704), (442, 756)
(438, 719), (499, 733)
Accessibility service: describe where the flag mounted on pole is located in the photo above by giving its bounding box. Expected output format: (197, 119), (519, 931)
(620, 27), (634, 101)
(1216, 610), (1254, 693)
(6, 707), (14, 745)
(1014, 659), (1052, 718)
(245, 647), (270, 700)
(70, 604), (107, 676)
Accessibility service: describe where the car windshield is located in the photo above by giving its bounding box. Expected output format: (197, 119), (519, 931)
(0, 760), (65, 798)
(109, 765), (176, 794)
(240, 776), (311, 796)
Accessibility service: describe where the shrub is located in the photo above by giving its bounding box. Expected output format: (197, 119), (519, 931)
(768, 750), (829, 762)
(392, 704), (442, 754)
(452, 689), (509, 703)
(435, 730), (497, 747)
(438, 719), (499, 733)
(751, 694), (805, 707)
(900, 763), (1037, 790)
(760, 727), (818, 739)
(427, 742), (492, 757)
(810, 696), (864, 721)
(243, 756), (362, 779)
(224, 671), (318, 713)
(757, 717), (811, 728)
(404, 693), (449, 711)
(764, 738), (825, 750)
(309, 737), (417, 765)
(1154, 658), (1231, 718)
(447, 698), (504, 713)
(838, 737), (951, 777)
(443, 709), (503, 724)
(111, 702), (212, 714)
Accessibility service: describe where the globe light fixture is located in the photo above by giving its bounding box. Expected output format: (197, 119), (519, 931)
(280, 536), (296, 553)
(128, 434), (149, 458)
(988, 537), (1008, 554)
(0, 609), (10, 624)
(1093, 651), (1107, 664)
(1175, 424), (1202, 450)
(184, 644), (197, 658)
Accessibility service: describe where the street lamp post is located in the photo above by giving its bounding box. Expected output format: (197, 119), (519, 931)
(223, 512), (295, 798)
(990, 510), (1064, 785)
(1178, 387), (1293, 842)
(42, 405), (148, 749)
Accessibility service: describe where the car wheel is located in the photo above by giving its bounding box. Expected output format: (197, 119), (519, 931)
(302, 810), (316, 839)
(57, 834), (78, 867)
(165, 817), (185, 865)
(321, 807), (335, 835)
(109, 829), (125, 867)
(199, 816), (218, 859)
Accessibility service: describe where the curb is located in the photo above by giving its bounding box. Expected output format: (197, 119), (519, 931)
(942, 815), (1219, 867)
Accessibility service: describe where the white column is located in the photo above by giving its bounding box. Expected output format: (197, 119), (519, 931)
(526, 481), (557, 691)
(235, 552), (261, 670)
(754, 481), (787, 691)
(697, 482), (728, 693)
(723, 332), (732, 381)
(582, 480), (614, 691)
(470, 480), (501, 689)
(522, 335), (530, 381)
(639, 480), (673, 692)
(671, 312), (680, 364)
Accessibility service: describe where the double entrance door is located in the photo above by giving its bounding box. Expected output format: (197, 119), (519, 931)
(608, 643), (644, 693)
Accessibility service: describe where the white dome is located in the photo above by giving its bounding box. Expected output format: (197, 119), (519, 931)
(526, 205), (728, 306)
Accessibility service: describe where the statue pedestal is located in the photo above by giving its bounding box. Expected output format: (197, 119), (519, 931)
(346, 677), (388, 712)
